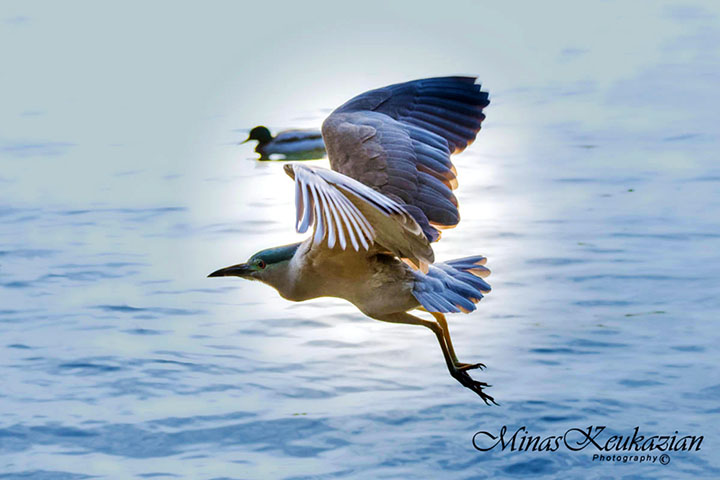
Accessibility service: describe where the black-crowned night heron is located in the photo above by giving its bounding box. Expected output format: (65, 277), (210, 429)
(242, 125), (326, 160)
(212, 77), (495, 404)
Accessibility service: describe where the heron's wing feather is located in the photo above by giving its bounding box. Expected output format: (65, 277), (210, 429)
(284, 163), (434, 271)
(322, 76), (489, 242)
(333, 76), (488, 154)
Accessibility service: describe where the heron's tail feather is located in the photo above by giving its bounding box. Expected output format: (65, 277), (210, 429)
(412, 255), (491, 314)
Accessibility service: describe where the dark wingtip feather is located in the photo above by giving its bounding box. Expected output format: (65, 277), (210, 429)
(329, 76), (489, 243)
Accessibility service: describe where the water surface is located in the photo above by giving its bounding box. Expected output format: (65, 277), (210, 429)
(1, 1), (719, 478)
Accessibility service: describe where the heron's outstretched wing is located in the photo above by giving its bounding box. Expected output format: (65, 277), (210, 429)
(322, 76), (489, 242)
(284, 163), (434, 271)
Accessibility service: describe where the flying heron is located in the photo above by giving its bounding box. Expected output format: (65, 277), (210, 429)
(211, 76), (496, 404)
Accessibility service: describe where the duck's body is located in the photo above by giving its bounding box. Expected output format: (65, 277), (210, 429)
(243, 126), (325, 160)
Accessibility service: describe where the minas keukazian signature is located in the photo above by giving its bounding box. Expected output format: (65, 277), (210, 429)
(473, 426), (703, 453)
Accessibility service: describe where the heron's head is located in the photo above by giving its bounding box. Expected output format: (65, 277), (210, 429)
(208, 243), (301, 287)
(241, 126), (273, 145)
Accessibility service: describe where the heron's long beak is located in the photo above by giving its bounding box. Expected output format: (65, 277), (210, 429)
(208, 263), (252, 278)
(240, 137), (251, 144)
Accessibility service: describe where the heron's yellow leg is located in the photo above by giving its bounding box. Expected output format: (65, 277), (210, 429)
(430, 312), (459, 364)
(373, 312), (496, 405)
(430, 312), (486, 371)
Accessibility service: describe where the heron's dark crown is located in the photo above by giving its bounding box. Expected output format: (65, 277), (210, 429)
(249, 242), (301, 265)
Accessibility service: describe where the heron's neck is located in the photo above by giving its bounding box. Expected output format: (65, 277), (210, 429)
(257, 242), (303, 299)
(261, 260), (296, 298)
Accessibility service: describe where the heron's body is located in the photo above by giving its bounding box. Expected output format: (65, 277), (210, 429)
(265, 241), (419, 317)
(213, 76), (497, 403)
(243, 126), (325, 160)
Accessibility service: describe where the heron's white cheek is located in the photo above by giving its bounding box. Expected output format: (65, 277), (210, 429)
(243, 272), (261, 282)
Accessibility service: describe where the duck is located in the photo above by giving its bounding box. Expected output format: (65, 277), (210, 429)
(241, 125), (326, 160)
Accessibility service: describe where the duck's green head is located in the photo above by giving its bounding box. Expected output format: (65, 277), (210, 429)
(242, 126), (273, 145)
(208, 242), (301, 282)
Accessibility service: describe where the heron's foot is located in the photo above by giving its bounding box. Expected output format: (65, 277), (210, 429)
(455, 361), (486, 372)
(450, 368), (498, 406)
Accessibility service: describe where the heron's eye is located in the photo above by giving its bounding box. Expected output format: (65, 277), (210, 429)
(257, 259), (266, 269)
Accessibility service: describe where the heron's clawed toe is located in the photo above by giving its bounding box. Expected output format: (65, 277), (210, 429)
(456, 362), (486, 372)
(451, 368), (498, 406)
(478, 389), (498, 406)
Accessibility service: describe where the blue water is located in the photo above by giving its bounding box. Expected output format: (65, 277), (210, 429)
(2, 2), (720, 479)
